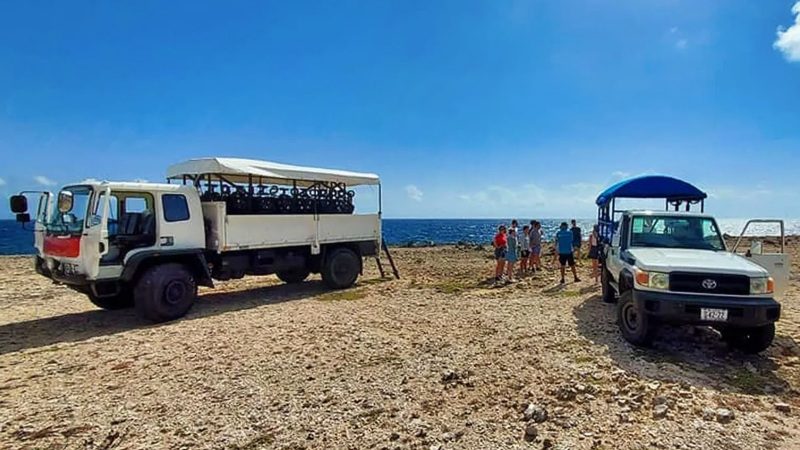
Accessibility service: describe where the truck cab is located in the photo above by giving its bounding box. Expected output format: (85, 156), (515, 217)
(597, 176), (787, 353)
(11, 181), (209, 311)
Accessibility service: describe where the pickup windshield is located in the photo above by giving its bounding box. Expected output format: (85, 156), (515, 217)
(629, 215), (725, 251)
(46, 186), (93, 235)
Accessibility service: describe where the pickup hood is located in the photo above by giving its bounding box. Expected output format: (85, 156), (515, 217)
(627, 248), (768, 276)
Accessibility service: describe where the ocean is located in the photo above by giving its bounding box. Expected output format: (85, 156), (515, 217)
(1, 218), (798, 256)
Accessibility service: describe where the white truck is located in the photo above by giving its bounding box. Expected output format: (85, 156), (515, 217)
(9, 157), (383, 322)
(597, 176), (787, 353)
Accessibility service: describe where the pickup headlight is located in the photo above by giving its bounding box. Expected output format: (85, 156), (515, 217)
(635, 270), (669, 290)
(750, 277), (774, 295)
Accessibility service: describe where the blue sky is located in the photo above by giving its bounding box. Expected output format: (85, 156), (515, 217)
(1, 0), (799, 219)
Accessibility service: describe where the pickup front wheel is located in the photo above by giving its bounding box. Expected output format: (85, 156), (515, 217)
(721, 324), (775, 354)
(617, 290), (655, 346)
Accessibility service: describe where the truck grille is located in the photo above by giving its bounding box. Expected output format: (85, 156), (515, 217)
(669, 272), (750, 296)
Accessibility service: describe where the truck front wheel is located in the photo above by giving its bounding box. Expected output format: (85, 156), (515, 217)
(617, 290), (655, 346)
(87, 291), (133, 310)
(722, 324), (775, 354)
(322, 248), (360, 289)
(134, 263), (197, 323)
(276, 267), (310, 284)
(601, 265), (616, 303)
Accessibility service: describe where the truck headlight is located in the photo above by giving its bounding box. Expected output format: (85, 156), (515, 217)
(750, 277), (774, 295)
(635, 270), (669, 290)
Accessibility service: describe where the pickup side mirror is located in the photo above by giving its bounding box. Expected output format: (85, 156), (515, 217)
(10, 195), (28, 214)
(16, 213), (31, 223)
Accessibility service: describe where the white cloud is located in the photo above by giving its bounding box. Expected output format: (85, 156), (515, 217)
(405, 184), (424, 202)
(34, 175), (57, 187)
(0, 177), (6, 187)
(675, 39), (688, 50)
(775, 1), (800, 62)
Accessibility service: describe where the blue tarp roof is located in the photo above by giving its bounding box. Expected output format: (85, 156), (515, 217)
(596, 175), (707, 207)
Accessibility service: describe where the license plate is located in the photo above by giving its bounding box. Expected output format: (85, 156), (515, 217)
(700, 308), (728, 322)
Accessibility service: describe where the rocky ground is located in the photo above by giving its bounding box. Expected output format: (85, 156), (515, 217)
(1, 239), (799, 450)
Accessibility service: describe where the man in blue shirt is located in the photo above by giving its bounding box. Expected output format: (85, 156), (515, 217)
(556, 222), (580, 284)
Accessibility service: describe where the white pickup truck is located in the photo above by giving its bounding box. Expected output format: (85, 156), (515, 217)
(597, 176), (787, 353)
(9, 157), (384, 323)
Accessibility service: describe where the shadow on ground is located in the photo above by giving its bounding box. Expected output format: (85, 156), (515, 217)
(0, 280), (335, 355)
(573, 294), (797, 396)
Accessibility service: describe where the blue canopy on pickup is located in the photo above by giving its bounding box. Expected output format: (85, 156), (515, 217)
(595, 175), (707, 207)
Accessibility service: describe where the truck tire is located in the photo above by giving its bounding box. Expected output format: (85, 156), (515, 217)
(722, 324), (775, 354)
(134, 263), (197, 323)
(87, 291), (133, 310)
(601, 265), (616, 303)
(617, 290), (655, 346)
(276, 267), (310, 284)
(322, 248), (360, 289)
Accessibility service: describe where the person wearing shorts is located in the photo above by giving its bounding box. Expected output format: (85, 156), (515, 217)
(529, 221), (542, 271)
(556, 222), (580, 284)
(571, 219), (582, 261)
(492, 225), (508, 282)
(519, 225), (531, 274)
(588, 224), (600, 284)
(505, 228), (520, 282)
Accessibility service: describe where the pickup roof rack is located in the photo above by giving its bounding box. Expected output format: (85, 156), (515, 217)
(596, 175), (707, 243)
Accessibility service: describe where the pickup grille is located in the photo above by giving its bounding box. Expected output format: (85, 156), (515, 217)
(669, 272), (750, 296)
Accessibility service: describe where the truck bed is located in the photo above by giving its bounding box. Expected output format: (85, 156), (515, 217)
(201, 202), (380, 252)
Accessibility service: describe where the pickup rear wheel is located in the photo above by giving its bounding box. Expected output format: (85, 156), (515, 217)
(322, 248), (361, 289)
(601, 265), (616, 303)
(722, 324), (775, 354)
(617, 290), (655, 346)
(134, 263), (197, 323)
(276, 267), (310, 284)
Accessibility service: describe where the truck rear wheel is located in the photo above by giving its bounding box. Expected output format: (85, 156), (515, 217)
(134, 263), (197, 323)
(617, 290), (655, 346)
(601, 264), (616, 303)
(87, 291), (133, 310)
(322, 248), (360, 289)
(276, 267), (310, 284)
(722, 324), (775, 354)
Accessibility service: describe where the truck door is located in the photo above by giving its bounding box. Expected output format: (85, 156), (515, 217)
(731, 220), (790, 298)
(33, 193), (52, 255)
(82, 187), (111, 279)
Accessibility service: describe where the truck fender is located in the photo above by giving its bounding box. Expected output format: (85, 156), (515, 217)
(619, 269), (635, 294)
(122, 249), (214, 288)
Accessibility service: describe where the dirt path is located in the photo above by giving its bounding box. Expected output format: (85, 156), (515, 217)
(1, 243), (799, 449)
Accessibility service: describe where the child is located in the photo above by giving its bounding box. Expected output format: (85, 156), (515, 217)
(492, 225), (508, 283)
(506, 228), (520, 282)
(519, 225), (531, 274)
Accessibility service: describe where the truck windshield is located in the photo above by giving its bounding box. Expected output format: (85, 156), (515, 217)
(46, 186), (93, 235)
(629, 216), (725, 251)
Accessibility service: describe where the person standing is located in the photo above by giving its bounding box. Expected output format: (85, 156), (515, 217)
(506, 227), (520, 282)
(588, 224), (600, 284)
(492, 225), (508, 283)
(556, 222), (580, 284)
(529, 220), (542, 272)
(571, 219), (583, 261)
(519, 225), (531, 274)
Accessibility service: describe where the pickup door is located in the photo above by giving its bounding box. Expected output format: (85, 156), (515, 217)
(731, 219), (790, 298)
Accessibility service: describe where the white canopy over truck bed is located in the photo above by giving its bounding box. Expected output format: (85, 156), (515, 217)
(166, 157), (382, 255)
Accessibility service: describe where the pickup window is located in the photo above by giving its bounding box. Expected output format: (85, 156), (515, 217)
(630, 216), (724, 251)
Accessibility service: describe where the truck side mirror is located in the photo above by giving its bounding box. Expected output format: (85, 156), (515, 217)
(57, 191), (74, 213)
(16, 213), (31, 223)
(10, 195), (28, 213)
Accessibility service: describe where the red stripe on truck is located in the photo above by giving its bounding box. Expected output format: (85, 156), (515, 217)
(44, 235), (81, 258)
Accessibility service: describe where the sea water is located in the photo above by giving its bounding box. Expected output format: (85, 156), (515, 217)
(2, 218), (799, 256)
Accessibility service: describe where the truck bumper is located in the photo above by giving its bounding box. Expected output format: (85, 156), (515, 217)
(632, 289), (781, 328)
